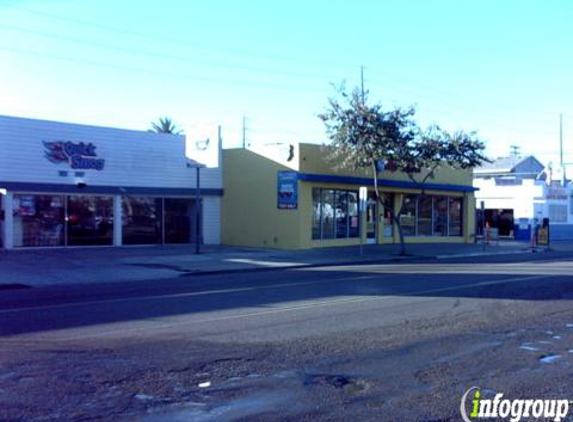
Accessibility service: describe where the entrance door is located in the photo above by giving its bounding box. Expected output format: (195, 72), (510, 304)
(366, 192), (377, 244)
(164, 198), (201, 244)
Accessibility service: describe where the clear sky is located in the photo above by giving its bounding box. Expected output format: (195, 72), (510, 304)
(1, 0), (572, 167)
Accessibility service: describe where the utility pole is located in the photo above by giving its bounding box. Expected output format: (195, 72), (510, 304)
(360, 65), (365, 104)
(560, 113), (567, 185)
(510, 145), (520, 157)
(242, 116), (247, 149)
(560, 113), (563, 168)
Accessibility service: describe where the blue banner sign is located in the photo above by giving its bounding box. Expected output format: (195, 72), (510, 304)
(277, 171), (298, 209)
(43, 141), (105, 171)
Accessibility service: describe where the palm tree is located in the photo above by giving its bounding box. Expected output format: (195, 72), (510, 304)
(150, 117), (183, 134)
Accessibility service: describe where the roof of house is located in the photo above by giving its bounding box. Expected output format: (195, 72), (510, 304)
(474, 155), (544, 175)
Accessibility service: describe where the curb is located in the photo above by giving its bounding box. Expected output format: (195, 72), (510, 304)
(436, 247), (556, 259)
(436, 249), (532, 259)
(181, 248), (550, 276)
(0, 247), (556, 289)
(177, 255), (436, 278)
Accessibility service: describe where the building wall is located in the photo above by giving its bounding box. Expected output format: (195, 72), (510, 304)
(475, 178), (547, 220)
(223, 145), (476, 249)
(474, 177), (573, 240)
(0, 115), (223, 248)
(0, 115), (222, 189)
(222, 149), (302, 249)
(203, 196), (221, 245)
(299, 144), (473, 186)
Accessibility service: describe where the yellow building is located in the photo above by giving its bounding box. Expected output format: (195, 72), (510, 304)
(222, 143), (476, 249)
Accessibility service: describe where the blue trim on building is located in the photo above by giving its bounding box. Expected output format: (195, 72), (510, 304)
(297, 173), (477, 193)
(0, 181), (223, 197)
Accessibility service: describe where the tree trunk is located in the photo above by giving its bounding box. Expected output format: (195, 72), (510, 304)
(395, 216), (406, 255)
(387, 196), (407, 256)
(371, 161), (407, 256)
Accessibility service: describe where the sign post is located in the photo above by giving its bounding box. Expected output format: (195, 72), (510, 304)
(359, 187), (368, 256)
(480, 201), (485, 252)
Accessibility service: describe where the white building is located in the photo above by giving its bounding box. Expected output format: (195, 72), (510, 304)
(474, 156), (573, 240)
(0, 115), (222, 249)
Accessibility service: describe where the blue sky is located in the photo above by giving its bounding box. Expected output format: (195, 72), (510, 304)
(1, 0), (572, 166)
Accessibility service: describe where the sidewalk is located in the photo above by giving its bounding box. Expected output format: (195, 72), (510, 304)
(0, 241), (569, 288)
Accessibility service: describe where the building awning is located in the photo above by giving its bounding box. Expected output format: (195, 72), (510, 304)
(297, 173), (477, 193)
(0, 181), (223, 197)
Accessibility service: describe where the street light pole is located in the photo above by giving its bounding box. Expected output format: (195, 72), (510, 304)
(195, 165), (202, 254)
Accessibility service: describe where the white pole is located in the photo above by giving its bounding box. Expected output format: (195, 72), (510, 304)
(4, 192), (14, 249)
(113, 195), (122, 246)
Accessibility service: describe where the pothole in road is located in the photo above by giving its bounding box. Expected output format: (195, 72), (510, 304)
(303, 373), (371, 394)
(539, 354), (562, 364)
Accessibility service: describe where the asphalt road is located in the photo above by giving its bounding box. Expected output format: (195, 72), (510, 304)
(2, 252), (573, 422)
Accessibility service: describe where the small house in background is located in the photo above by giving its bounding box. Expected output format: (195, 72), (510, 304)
(474, 155), (573, 240)
(222, 143), (477, 249)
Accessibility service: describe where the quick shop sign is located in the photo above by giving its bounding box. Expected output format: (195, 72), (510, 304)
(43, 141), (105, 171)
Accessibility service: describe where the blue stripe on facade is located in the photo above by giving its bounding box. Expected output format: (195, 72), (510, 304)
(297, 173), (477, 193)
(0, 181), (223, 197)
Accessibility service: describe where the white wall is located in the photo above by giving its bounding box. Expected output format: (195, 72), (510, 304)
(202, 196), (221, 245)
(474, 179), (544, 219)
(0, 115), (224, 247)
(475, 178), (573, 224)
(0, 115), (222, 190)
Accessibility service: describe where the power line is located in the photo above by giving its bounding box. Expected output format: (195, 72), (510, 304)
(0, 3), (356, 70)
(1, 45), (560, 146)
(1, 13), (566, 126)
(0, 45), (331, 93)
(367, 65), (562, 118)
(366, 77), (559, 127)
(0, 24), (348, 82)
(1, 45), (561, 144)
(3, 2), (571, 126)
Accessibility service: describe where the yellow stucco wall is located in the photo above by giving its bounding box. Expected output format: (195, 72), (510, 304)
(222, 145), (477, 249)
(298, 143), (473, 186)
(222, 148), (303, 249)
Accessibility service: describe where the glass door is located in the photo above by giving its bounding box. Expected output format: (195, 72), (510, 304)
(67, 196), (114, 246)
(164, 198), (194, 244)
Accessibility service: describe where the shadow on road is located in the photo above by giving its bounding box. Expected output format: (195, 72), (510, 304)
(1, 254), (573, 336)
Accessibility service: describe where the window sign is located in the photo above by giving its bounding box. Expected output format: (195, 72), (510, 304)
(277, 171), (298, 209)
(43, 141), (105, 171)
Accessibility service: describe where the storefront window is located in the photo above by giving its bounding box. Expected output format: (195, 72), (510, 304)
(312, 188), (322, 240)
(165, 198), (195, 244)
(400, 194), (463, 237)
(449, 197), (463, 236)
(417, 196), (432, 236)
(321, 190), (335, 239)
(400, 195), (417, 236)
(433, 197), (448, 236)
(67, 196), (114, 246)
(13, 195), (65, 247)
(122, 196), (163, 245)
(312, 188), (359, 240)
(348, 192), (359, 238)
(335, 190), (348, 238)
